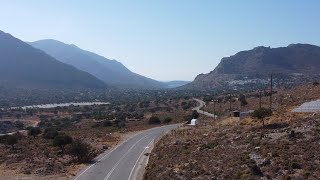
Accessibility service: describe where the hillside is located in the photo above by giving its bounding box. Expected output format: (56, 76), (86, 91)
(30, 40), (166, 89)
(144, 84), (320, 179)
(184, 44), (320, 90)
(0, 31), (106, 89)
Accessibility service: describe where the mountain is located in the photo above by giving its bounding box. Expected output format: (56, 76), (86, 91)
(163, 81), (191, 88)
(184, 44), (320, 90)
(0, 30), (106, 89)
(29, 40), (166, 89)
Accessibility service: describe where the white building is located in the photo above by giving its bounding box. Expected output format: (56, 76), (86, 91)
(190, 119), (198, 126)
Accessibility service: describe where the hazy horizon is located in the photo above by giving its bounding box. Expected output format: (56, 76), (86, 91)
(1, 0), (320, 81)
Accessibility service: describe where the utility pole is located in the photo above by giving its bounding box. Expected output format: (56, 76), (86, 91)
(174, 104), (179, 121)
(213, 100), (216, 120)
(270, 74), (273, 111)
(203, 103), (205, 120)
(259, 90), (262, 109)
(229, 94), (232, 116)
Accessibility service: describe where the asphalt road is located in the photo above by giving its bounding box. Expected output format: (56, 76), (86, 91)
(192, 98), (216, 118)
(74, 124), (180, 180)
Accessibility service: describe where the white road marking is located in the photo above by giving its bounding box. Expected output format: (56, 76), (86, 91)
(74, 124), (179, 180)
(128, 139), (154, 180)
(74, 130), (146, 180)
(73, 164), (95, 180)
(104, 134), (150, 180)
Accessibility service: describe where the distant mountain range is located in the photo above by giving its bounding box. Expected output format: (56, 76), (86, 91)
(184, 44), (320, 90)
(163, 81), (191, 88)
(29, 40), (167, 89)
(0, 30), (106, 89)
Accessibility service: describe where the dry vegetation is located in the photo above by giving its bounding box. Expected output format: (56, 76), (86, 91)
(144, 84), (320, 180)
(0, 98), (196, 179)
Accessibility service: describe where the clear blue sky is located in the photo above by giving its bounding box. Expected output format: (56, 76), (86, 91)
(1, 1), (320, 81)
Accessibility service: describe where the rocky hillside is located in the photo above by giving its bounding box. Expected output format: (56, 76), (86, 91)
(184, 44), (320, 90)
(30, 40), (166, 89)
(0, 30), (106, 89)
(144, 84), (320, 179)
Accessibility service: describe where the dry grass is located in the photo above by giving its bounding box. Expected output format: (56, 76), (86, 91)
(144, 84), (320, 180)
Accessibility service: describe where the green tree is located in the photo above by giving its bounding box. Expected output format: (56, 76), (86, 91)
(3, 135), (18, 149)
(28, 127), (42, 138)
(239, 94), (248, 106)
(14, 121), (24, 130)
(192, 110), (199, 119)
(43, 128), (59, 139)
(68, 139), (95, 163)
(103, 120), (112, 127)
(53, 134), (73, 152)
(251, 108), (272, 126)
(148, 116), (161, 124)
(163, 117), (172, 123)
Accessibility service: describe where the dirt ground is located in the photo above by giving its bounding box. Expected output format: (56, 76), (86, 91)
(0, 126), (151, 180)
(144, 84), (320, 179)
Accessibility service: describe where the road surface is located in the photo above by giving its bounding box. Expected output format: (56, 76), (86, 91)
(0, 130), (28, 136)
(192, 98), (216, 118)
(192, 98), (254, 118)
(74, 124), (180, 180)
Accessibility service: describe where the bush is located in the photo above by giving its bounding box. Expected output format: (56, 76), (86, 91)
(163, 117), (172, 123)
(53, 134), (73, 151)
(28, 127), (42, 138)
(250, 164), (263, 176)
(6, 135), (18, 149)
(68, 139), (96, 163)
(114, 120), (126, 128)
(43, 128), (59, 139)
(103, 120), (112, 127)
(14, 121), (24, 130)
(25, 126), (33, 130)
(0, 135), (18, 149)
(251, 108), (272, 126)
(192, 110), (199, 119)
(239, 94), (248, 106)
(148, 116), (161, 124)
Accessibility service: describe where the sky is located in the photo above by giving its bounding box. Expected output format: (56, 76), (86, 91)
(0, 1), (320, 81)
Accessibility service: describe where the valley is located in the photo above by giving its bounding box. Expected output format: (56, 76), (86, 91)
(0, 92), (197, 179)
(144, 83), (320, 179)
(1, 2), (320, 179)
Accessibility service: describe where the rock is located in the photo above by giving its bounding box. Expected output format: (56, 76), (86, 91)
(173, 167), (180, 173)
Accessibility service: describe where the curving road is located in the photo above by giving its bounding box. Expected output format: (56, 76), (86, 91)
(192, 98), (216, 118)
(74, 124), (180, 180)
